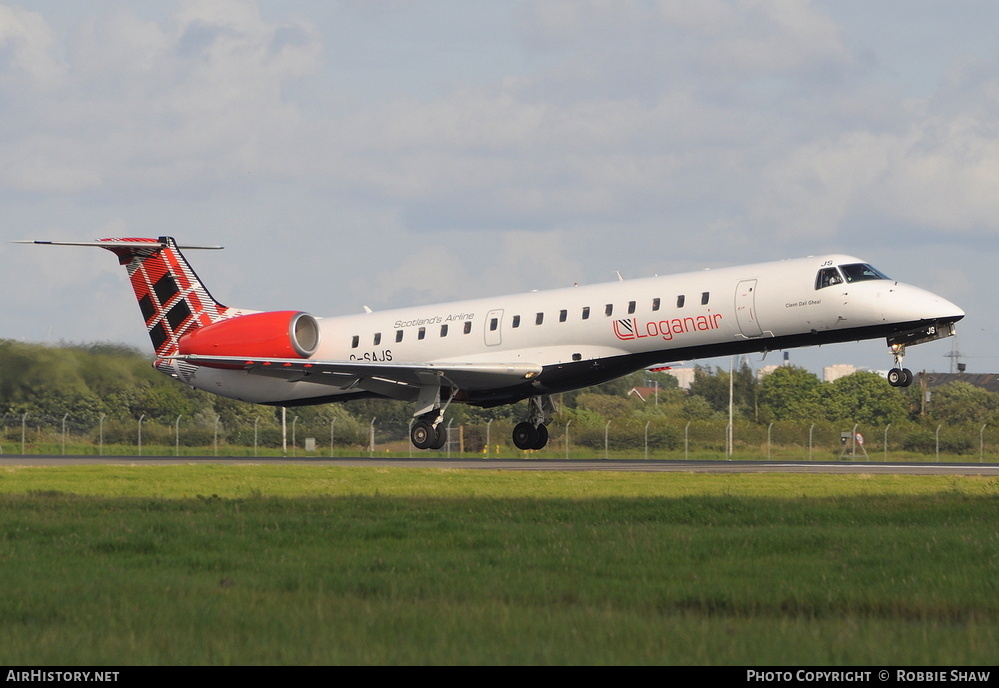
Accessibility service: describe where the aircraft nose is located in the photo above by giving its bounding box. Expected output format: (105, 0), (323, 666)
(892, 283), (964, 324)
(942, 297), (965, 322)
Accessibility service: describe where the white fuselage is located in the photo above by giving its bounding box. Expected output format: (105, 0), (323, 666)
(181, 254), (963, 407)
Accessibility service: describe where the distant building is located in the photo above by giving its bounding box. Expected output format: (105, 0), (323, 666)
(757, 362), (872, 382)
(628, 387), (657, 402)
(823, 364), (857, 382)
(919, 372), (999, 393)
(757, 364), (781, 380)
(758, 352), (792, 380)
(660, 367), (695, 390)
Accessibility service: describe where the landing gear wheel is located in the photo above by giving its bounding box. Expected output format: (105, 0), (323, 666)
(533, 424), (549, 450)
(513, 422), (539, 451)
(430, 425), (448, 450)
(412, 421), (448, 450)
(411, 421), (434, 449)
(887, 368), (913, 387)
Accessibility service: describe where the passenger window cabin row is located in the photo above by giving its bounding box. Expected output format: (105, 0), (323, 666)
(350, 292), (711, 348)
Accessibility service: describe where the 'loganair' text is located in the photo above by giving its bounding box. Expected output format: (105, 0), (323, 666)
(613, 314), (723, 342)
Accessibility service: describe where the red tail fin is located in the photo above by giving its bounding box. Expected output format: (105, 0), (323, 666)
(96, 237), (230, 356)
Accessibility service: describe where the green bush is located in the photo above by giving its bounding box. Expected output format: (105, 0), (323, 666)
(901, 429), (974, 455)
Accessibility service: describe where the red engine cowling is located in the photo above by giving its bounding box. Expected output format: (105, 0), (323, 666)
(178, 311), (321, 359)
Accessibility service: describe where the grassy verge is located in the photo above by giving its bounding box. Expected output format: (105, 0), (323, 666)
(0, 466), (996, 664)
(4, 440), (995, 462)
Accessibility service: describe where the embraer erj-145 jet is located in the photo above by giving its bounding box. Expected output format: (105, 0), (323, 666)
(21, 238), (964, 451)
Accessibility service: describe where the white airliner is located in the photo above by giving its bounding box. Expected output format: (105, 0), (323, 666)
(21, 237), (963, 450)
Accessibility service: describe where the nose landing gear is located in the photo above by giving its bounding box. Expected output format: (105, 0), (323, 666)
(887, 343), (913, 387)
(885, 322), (958, 388)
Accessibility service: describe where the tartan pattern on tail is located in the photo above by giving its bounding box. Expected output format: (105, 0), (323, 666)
(100, 237), (229, 356)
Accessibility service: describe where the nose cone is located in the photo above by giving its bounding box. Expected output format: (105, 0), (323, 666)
(889, 283), (964, 326)
(939, 296), (965, 323)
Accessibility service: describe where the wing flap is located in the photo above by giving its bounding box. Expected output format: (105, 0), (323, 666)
(172, 355), (542, 391)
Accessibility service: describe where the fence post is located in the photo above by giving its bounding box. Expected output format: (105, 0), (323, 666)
(767, 422), (773, 460)
(604, 420), (610, 459)
(138, 414), (144, 456)
(62, 414), (68, 455)
(369, 417), (376, 456)
(486, 419), (492, 459)
(565, 419), (571, 459)
(644, 420), (650, 460)
(175, 415), (182, 457)
(809, 423), (814, 461)
(330, 419), (335, 458)
(981, 424), (987, 463)
(884, 423), (891, 462)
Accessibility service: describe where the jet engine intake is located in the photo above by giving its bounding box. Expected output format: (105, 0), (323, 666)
(178, 311), (320, 359)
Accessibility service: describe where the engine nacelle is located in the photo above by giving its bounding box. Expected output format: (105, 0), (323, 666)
(178, 311), (321, 359)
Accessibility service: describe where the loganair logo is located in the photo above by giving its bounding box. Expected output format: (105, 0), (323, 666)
(613, 313), (723, 342)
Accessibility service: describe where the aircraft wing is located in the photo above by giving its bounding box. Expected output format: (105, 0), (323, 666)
(173, 355), (543, 391)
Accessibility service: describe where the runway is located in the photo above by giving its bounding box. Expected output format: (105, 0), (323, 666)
(2, 455), (999, 475)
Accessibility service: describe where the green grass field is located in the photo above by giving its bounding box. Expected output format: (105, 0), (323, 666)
(0, 465), (996, 665)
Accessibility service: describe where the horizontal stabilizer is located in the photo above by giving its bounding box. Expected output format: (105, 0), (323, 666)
(14, 240), (223, 250)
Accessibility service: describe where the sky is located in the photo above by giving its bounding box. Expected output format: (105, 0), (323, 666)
(2, 0), (997, 379)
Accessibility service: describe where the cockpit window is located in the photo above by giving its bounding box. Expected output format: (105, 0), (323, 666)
(815, 267), (843, 290)
(840, 263), (890, 283)
(816, 263), (891, 290)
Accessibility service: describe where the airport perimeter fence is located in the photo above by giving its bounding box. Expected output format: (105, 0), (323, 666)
(1, 411), (996, 462)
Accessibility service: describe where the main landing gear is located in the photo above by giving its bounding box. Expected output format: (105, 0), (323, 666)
(408, 389), (556, 452)
(887, 342), (913, 388)
(410, 382), (455, 450)
(410, 417), (448, 450)
(512, 395), (555, 451)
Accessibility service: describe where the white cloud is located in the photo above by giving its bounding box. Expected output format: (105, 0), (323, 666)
(880, 113), (999, 232)
(685, 0), (852, 76)
(750, 84), (999, 240)
(0, 0), (321, 192)
(0, 5), (64, 88)
(3, 0), (999, 375)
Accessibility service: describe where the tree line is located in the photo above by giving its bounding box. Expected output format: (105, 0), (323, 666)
(2, 339), (996, 453)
